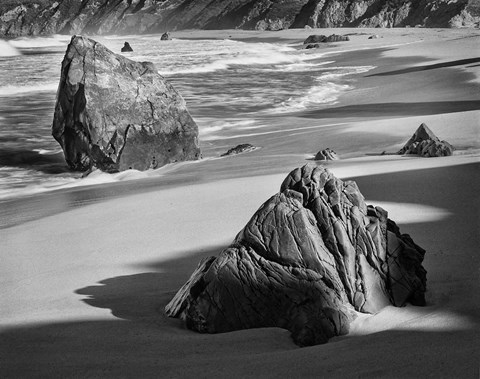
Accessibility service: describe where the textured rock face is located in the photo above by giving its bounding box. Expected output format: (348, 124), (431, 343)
(314, 148), (339, 160)
(304, 34), (349, 44)
(0, 0), (477, 36)
(398, 123), (454, 157)
(166, 165), (427, 346)
(52, 35), (200, 172)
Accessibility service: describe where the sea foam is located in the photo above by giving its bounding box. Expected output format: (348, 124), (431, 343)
(0, 40), (21, 57)
(0, 82), (58, 96)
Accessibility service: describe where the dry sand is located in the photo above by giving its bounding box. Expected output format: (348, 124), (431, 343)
(1, 28), (479, 377)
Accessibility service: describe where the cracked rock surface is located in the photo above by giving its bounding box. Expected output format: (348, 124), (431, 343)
(166, 165), (427, 346)
(52, 35), (200, 172)
(398, 123), (453, 157)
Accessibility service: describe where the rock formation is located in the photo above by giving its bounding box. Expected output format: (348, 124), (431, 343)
(52, 35), (200, 172)
(304, 34), (349, 44)
(1, 0), (478, 37)
(314, 148), (339, 160)
(166, 164), (427, 346)
(221, 144), (256, 157)
(161, 32), (171, 41)
(398, 123), (454, 157)
(121, 42), (133, 52)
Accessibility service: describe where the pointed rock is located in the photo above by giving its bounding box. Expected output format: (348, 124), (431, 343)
(314, 148), (338, 161)
(52, 35), (200, 172)
(166, 165), (427, 346)
(398, 123), (453, 157)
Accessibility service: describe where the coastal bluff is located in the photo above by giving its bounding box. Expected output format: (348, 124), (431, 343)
(166, 165), (427, 346)
(1, 0), (478, 36)
(52, 35), (200, 172)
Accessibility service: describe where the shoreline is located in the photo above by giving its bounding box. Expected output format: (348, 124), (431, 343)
(1, 27), (479, 377)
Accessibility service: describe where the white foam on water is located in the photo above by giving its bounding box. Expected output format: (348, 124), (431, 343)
(265, 65), (376, 114)
(0, 40), (21, 57)
(157, 40), (302, 75)
(0, 82), (58, 96)
(9, 34), (70, 48)
(273, 82), (351, 114)
(33, 148), (63, 155)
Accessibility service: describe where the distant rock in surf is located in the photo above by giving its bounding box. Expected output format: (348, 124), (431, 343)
(314, 148), (338, 161)
(325, 34), (350, 42)
(369, 34), (380, 39)
(121, 41), (133, 52)
(52, 35), (200, 172)
(166, 164), (427, 346)
(305, 44), (320, 49)
(221, 144), (256, 157)
(304, 35), (327, 44)
(304, 34), (349, 45)
(398, 123), (453, 157)
(161, 32), (171, 41)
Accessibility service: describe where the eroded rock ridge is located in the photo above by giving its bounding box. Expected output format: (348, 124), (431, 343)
(166, 165), (427, 346)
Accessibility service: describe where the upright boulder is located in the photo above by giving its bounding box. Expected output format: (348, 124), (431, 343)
(52, 35), (200, 172)
(161, 32), (171, 41)
(398, 123), (453, 157)
(121, 41), (133, 52)
(166, 165), (427, 346)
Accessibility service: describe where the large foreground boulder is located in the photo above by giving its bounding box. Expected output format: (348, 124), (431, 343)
(166, 165), (427, 346)
(52, 35), (200, 172)
(398, 123), (453, 157)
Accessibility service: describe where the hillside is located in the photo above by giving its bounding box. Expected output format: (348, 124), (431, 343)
(0, 0), (479, 37)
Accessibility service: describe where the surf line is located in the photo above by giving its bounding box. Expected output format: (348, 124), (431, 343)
(206, 122), (348, 140)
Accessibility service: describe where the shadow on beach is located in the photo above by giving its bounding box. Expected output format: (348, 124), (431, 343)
(298, 100), (480, 119)
(1, 163), (479, 377)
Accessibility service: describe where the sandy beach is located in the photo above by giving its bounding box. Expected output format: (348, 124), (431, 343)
(1, 27), (479, 377)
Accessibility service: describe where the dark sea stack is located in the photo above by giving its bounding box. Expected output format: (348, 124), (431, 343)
(324, 34), (350, 42)
(304, 35), (327, 44)
(52, 35), (200, 172)
(121, 41), (133, 52)
(304, 34), (349, 44)
(314, 148), (339, 160)
(160, 32), (171, 41)
(221, 143), (256, 157)
(166, 165), (427, 346)
(398, 123), (454, 157)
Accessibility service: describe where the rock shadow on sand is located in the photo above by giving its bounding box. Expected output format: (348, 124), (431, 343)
(366, 57), (480, 77)
(0, 164), (479, 377)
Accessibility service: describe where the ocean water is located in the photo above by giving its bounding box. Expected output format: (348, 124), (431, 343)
(0, 34), (374, 200)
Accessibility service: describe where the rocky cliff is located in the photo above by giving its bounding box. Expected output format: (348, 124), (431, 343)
(1, 0), (478, 37)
